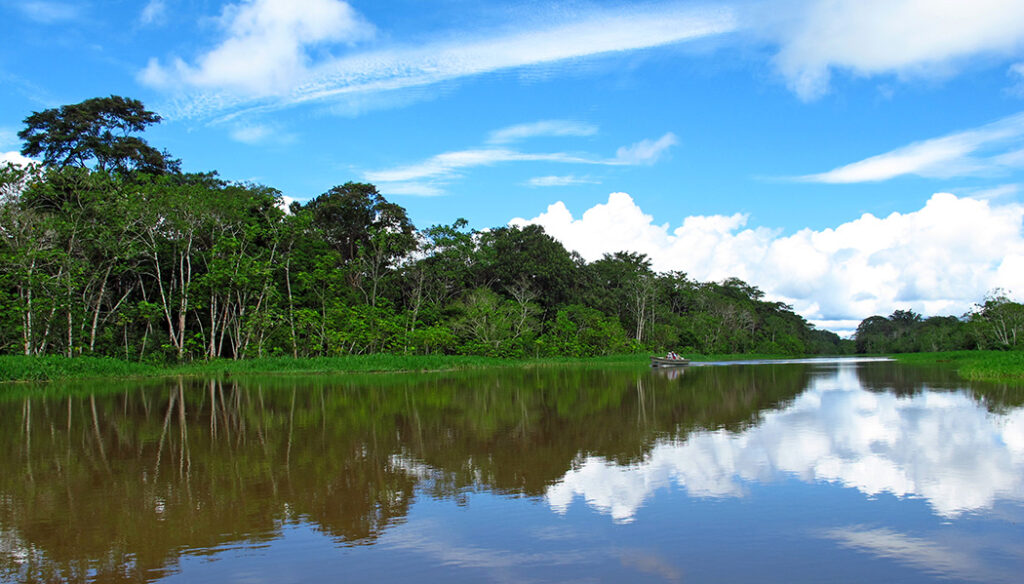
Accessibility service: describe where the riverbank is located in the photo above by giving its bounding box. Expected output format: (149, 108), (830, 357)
(893, 351), (1024, 383)
(0, 354), (653, 382)
(0, 352), (824, 383)
(20, 351), (1014, 385)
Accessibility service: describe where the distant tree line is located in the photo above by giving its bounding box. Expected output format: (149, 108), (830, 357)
(1, 96), (848, 361)
(854, 294), (1024, 354)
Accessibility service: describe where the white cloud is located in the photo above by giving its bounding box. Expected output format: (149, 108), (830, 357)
(1009, 62), (1024, 97)
(967, 183), (1021, 200)
(17, 1), (79, 23)
(1, 151), (35, 167)
(365, 148), (595, 183)
(511, 192), (1024, 331)
(229, 123), (273, 144)
(765, 0), (1024, 100)
(822, 526), (1018, 584)
(798, 111), (1024, 183)
(140, 1), (1024, 114)
(141, 0), (376, 95)
(527, 175), (600, 187)
(143, 3), (736, 118)
(365, 132), (675, 194)
(227, 122), (296, 145)
(140, 0), (167, 26)
(377, 182), (445, 197)
(547, 365), (1024, 522)
(613, 133), (679, 165)
(487, 120), (598, 144)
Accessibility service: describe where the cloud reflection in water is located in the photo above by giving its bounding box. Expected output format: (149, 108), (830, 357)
(546, 365), (1024, 522)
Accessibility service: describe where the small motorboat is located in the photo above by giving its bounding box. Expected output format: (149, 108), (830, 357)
(650, 356), (690, 367)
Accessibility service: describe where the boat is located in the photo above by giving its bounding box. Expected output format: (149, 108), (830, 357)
(650, 356), (690, 367)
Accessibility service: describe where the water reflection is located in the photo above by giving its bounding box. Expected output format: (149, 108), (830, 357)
(548, 363), (1024, 521)
(0, 360), (1021, 583)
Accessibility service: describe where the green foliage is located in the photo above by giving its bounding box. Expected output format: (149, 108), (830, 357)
(854, 295), (1024, 355)
(18, 95), (178, 174)
(967, 291), (1024, 350)
(0, 355), (157, 381)
(893, 350), (1024, 384)
(2, 96), (850, 368)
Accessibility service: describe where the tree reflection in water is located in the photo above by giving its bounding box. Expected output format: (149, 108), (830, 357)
(0, 361), (1020, 582)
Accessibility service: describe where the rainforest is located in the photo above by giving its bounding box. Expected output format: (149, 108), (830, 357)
(1, 97), (1021, 369)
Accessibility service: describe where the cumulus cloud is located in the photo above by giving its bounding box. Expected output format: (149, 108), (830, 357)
(488, 120), (599, 144)
(1, 151), (35, 167)
(511, 192), (1024, 332)
(142, 2), (735, 118)
(799, 112), (1024, 183)
(547, 365), (1024, 522)
(765, 0), (1024, 100)
(141, 0), (375, 95)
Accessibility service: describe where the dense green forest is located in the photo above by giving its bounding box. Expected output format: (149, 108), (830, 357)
(853, 296), (1024, 354)
(2, 96), (1017, 363)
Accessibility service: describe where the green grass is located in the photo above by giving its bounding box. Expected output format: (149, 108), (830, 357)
(0, 352), (865, 384)
(893, 350), (1024, 383)
(0, 355), (159, 382)
(0, 353), (653, 383)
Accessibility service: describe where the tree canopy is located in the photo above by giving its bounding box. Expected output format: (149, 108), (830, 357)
(0, 96), (861, 361)
(18, 95), (179, 174)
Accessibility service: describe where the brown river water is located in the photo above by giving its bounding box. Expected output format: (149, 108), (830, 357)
(1, 359), (1022, 583)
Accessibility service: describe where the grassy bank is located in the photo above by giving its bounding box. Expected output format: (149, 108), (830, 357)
(0, 354), (658, 383)
(0, 352), (822, 383)
(893, 350), (1024, 383)
(0, 352), (876, 384)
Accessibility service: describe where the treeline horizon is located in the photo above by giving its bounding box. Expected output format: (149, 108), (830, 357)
(1, 96), (1019, 362)
(854, 298), (1023, 354)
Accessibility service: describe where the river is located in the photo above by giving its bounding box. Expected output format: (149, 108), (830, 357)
(1, 359), (1022, 583)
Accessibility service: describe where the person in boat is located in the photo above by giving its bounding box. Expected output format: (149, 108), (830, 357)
(667, 351), (679, 360)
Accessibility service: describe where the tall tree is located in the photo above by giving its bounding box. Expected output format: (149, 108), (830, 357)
(304, 182), (414, 263)
(18, 95), (178, 175)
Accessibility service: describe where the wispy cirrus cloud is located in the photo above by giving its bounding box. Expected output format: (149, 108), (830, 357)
(1009, 63), (1024, 97)
(797, 111), (1024, 183)
(487, 120), (599, 144)
(367, 131), (677, 195)
(365, 149), (595, 183)
(527, 175), (600, 187)
(16, 1), (80, 24)
(613, 132), (679, 165)
(228, 122), (296, 146)
(139, 0), (167, 26)
(141, 1), (737, 119)
(764, 0), (1024, 101)
(822, 527), (1018, 584)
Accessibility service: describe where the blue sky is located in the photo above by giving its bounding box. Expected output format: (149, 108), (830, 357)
(3, 0), (1024, 334)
